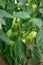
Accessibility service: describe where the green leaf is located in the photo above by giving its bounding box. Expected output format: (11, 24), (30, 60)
(36, 30), (43, 59)
(4, 46), (13, 65)
(36, 30), (43, 45)
(6, 2), (17, 10)
(30, 18), (42, 29)
(0, 10), (14, 18)
(32, 47), (40, 65)
(0, 0), (6, 8)
(40, 0), (43, 7)
(6, 56), (13, 65)
(14, 38), (26, 65)
(39, 8), (43, 17)
(0, 18), (6, 25)
(14, 12), (30, 19)
(18, 0), (26, 5)
(0, 40), (5, 51)
(3, 18), (12, 32)
(0, 29), (12, 45)
(0, 10), (30, 19)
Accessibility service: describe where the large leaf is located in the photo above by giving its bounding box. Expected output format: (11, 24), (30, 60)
(0, 10), (30, 19)
(0, 0), (6, 8)
(0, 18), (6, 25)
(36, 30), (43, 59)
(30, 18), (42, 29)
(14, 12), (30, 19)
(0, 10), (14, 18)
(14, 38), (26, 65)
(0, 29), (12, 45)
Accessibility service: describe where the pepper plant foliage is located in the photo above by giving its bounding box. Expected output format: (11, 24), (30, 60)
(0, 0), (43, 65)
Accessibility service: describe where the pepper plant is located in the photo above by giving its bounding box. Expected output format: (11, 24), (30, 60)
(0, 0), (43, 65)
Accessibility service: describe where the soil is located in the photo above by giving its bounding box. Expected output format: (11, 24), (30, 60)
(0, 57), (9, 65)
